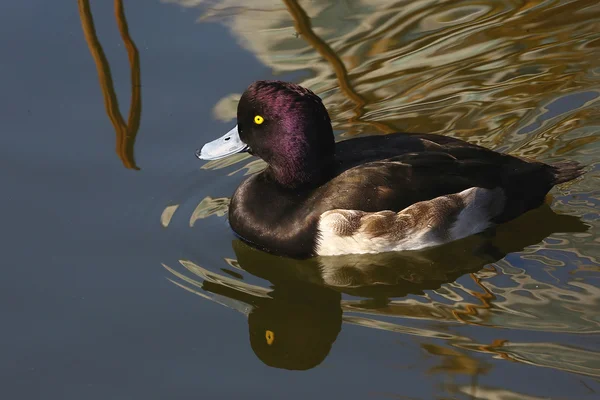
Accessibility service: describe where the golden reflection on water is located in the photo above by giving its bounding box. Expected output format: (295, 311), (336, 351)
(161, 0), (600, 386)
(282, 0), (395, 134)
(175, 0), (600, 161)
(189, 196), (230, 226)
(78, 0), (141, 170)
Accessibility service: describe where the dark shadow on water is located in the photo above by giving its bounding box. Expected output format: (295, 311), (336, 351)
(174, 204), (588, 370)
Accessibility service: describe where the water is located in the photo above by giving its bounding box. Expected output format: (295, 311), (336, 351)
(2, 0), (599, 398)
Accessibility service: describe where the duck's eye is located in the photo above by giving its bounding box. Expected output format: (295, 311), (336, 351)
(265, 330), (275, 345)
(254, 115), (264, 125)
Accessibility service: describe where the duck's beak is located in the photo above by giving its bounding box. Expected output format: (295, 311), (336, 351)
(195, 125), (248, 160)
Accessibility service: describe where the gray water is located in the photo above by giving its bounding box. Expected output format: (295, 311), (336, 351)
(2, 1), (600, 399)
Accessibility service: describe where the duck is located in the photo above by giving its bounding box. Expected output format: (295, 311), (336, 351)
(196, 80), (584, 258)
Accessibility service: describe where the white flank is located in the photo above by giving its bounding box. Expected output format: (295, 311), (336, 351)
(316, 187), (505, 256)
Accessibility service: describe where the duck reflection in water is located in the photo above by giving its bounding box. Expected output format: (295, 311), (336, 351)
(203, 278), (342, 371)
(170, 204), (587, 370)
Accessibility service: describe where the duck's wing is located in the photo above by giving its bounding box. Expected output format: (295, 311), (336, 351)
(320, 150), (513, 213)
(311, 150), (558, 256)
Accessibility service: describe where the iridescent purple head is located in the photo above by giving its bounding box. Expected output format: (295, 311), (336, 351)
(197, 81), (335, 188)
(237, 81), (335, 187)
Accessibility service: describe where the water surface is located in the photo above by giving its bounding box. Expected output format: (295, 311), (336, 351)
(2, 0), (600, 399)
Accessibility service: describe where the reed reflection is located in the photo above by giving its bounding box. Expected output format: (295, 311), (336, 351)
(78, 0), (141, 169)
(165, 205), (592, 372)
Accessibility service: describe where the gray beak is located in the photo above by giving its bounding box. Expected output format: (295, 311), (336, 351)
(195, 125), (248, 160)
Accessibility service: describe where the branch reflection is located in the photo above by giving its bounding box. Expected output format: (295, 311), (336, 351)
(283, 0), (395, 134)
(78, 0), (141, 169)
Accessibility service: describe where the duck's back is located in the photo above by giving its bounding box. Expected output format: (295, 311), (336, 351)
(328, 133), (550, 219)
(229, 133), (582, 257)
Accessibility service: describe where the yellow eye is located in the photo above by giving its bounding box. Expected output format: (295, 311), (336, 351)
(254, 115), (264, 125)
(265, 330), (275, 345)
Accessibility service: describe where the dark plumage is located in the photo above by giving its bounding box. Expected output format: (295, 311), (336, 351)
(198, 80), (584, 258)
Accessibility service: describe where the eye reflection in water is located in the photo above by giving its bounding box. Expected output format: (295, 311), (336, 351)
(203, 277), (343, 371)
(165, 204), (593, 372)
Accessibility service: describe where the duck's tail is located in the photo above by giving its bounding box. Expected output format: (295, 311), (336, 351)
(550, 160), (585, 185)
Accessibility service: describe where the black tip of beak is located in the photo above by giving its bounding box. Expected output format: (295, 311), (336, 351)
(195, 149), (203, 159)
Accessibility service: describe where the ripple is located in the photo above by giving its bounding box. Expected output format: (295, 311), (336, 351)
(189, 196), (230, 226)
(163, 0), (600, 382)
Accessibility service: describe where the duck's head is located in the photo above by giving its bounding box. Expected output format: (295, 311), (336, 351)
(197, 80), (335, 188)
